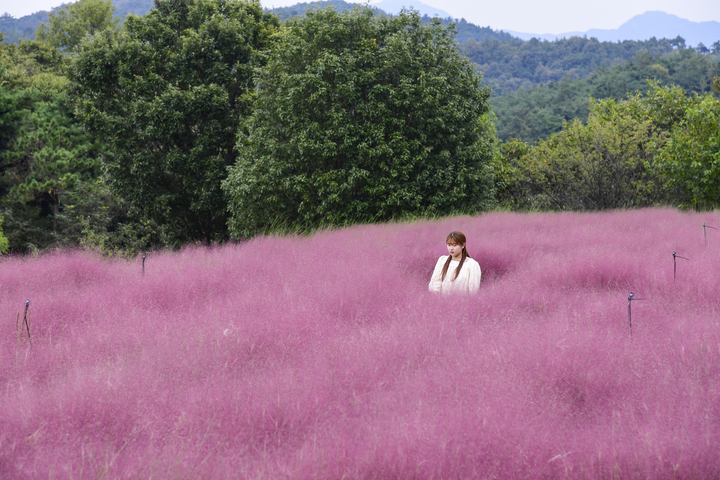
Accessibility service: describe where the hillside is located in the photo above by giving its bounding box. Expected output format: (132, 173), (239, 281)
(462, 35), (679, 96)
(1, 0), (512, 43)
(1, 0), (701, 97)
(267, 0), (514, 43)
(492, 49), (720, 143)
(0, 11), (48, 44)
(0, 0), (156, 41)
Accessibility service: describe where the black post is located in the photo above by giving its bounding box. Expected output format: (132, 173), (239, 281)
(627, 293), (633, 337)
(672, 251), (689, 281)
(142, 255), (146, 277)
(627, 292), (645, 337)
(673, 252), (676, 281)
(22, 299), (31, 339)
(704, 223), (718, 247)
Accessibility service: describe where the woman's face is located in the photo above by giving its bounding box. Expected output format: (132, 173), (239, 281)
(446, 241), (465, 259)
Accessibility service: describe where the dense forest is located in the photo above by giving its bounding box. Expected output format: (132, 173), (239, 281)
(494, 48), (720, 142)
(0, 0), (719, 255)
(4, 0), (719, 144)
(464, 36), (679, 95)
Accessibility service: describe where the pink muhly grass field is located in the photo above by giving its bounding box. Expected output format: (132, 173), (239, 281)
(2, 208), (720, 479)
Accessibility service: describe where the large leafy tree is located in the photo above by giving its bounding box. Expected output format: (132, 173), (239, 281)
(69, 0), (278, 245)
(36, 0), (119, 52)
(661, 94), (720, 208)
(0, 40), (157, 254)
(0, 41), (96, 251)
(223, 7), (496, 238)
(497, 83), (707, 210)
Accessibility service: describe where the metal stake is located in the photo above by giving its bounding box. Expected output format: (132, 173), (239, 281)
(22, 299), (31, 339)
(142, 255), (146, 277)
(627, 292), (645, 337)
(703, 222), (718, 247)
(672, 251), (689, 281)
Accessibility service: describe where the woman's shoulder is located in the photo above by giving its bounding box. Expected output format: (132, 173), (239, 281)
(466, 257), (480, 267)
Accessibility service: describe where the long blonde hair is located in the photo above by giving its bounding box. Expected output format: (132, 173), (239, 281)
(441, 231), (471, 282)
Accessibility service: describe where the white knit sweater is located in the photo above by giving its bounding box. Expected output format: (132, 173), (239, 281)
(428, 256), (482, 294)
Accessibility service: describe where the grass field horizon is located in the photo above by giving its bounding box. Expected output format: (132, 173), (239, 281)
(2, 208), (720, 478)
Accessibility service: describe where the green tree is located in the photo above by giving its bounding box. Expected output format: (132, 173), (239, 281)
(0, 40), (153, 254)
(0, 61), (20, 156)
(0, 216), (8, 254)
(36, 0), (118, 52)
(494, 138), (532, 209)
(0, 41), (82, 251)
(661, 95), (720, 208)
(69, 0), (278, 245)
(498, 88), (681, 210)
(223, 7), (496, 238)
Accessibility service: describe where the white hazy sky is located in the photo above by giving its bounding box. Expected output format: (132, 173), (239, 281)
(3, 0), (719, 33)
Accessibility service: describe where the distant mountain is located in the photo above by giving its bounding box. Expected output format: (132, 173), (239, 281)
(269, 0), (360, 21)
(0, 11), (48, 43)
(113, 0), (153, 18)
(2, 0), (508, 43)
(507, 11), (720, 48)
(371, 0), (452, 19)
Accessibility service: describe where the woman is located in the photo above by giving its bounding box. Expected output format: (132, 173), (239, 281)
(429, 231), (481, 294)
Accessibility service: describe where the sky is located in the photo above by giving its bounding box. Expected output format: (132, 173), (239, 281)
(2, 0), (719, 34)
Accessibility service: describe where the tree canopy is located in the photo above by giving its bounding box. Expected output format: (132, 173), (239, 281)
(495, 83), (719, 211)
(36, 0), (118, 51)
(223, 7), (496, 238)
(69, 0), (279, 245)
(661, 94), (720, 208)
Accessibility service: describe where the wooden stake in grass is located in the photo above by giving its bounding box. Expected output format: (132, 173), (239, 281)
(142, 254), (146, 277)
(627, 292), (645, 337)
(703, 222), (718, 247)
(672, 251), (689, 281)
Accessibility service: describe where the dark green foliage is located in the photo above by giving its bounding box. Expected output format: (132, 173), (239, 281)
(268, 0), (358, 21)
(464, 35), (678, 97)
(0, 41), (104, 252)
(661, 94), (720, 208)
(69, 0), (279, 245)
(0, 64), (20, 155)
(36, 0), (119, 52)
(0, 217), (8, 253)
(496, 83), (718, 211)
(223, 7), (496, 238)
(493, 50), (720, 143)
(57, 179), (163, 255)
(492, 76), (592, 144)
(0, 40), (161, 254)
(2, 88), (105, 247)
